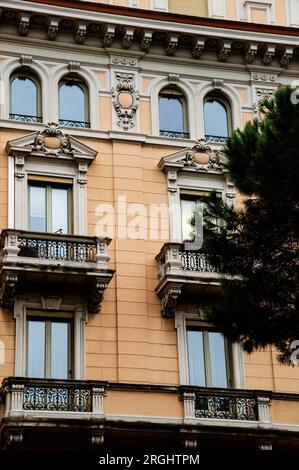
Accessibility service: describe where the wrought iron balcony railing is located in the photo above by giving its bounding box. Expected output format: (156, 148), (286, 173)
(9, 113), (43, 123)
(1, 377), (106, 416)
(160, 130), (190, 139)
(205, 134), (227, 144)
(18, 234), (97, 263)
(59, 119), (91, 128)
(182, 387), (271, 423)
(180, 250), (217, 273)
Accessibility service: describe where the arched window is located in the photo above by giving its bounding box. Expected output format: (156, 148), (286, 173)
(159, 87), (189, 139)
(204, 96), (230, 143)
(10, 71), (42, 123)
(59, 76), (90, 128)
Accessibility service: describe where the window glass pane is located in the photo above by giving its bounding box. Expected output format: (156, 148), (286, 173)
(204, 99), (228, 138)
(181, 199), (206, 242)
(209, 332), (228, 388)
(51, 322), (70, 379)
(59, 81), (85, 122)
(187, 330), (206, 386)
(51, 187), (69, 234)
(11, 76), (38, 117)
(181, 200), (196, 242)
(27, 320), (45, 378)
(29, 185), (46, 232)
(159, 95), (184, 132)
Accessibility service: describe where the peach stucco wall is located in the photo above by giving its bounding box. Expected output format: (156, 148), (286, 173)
(1, 129), (299, 396)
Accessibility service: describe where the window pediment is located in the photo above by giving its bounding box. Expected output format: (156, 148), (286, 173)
(158, 139), (226, 174)
(5, 122), (97, 164)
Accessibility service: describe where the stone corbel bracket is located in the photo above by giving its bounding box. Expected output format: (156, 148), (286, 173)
(160, 284), (182, 318)
(87, 276), (111, 314)
(111, 72), (140, 131)
(0, 271), (18, 309)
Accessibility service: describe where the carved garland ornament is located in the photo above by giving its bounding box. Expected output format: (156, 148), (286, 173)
(178, 139), (224, 172)
(112, 73), (139, 131)
(32, 122), (74, 156)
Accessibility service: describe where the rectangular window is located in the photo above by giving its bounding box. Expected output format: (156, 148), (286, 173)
(187, 327), (231, 388)
(26, 315), (73, 379)
(28, 181), (72, 234)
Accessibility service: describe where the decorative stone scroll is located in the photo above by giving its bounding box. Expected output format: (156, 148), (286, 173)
(111, 73), (139, 131)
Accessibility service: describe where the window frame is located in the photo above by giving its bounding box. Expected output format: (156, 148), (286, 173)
(28, 179), (73, 235)
(158, 87), (189, 137)
(26, 311), (74, 380)
(9, 70), (42, 122)
(186, 323), (233, 388)
(58, 75), (90, 127)
(175, 310), (245, 388)
(203, 94), (232, 140)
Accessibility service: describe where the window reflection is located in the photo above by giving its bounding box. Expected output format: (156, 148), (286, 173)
(204, 98), (229, 139)
(159, 88), (188, 137)
(27, 320), (45, 378)
(29, 185), (47, 232)
(10, 72), (41, 122)
(187, 328), (229, 388)
(51, 322), (69, 380)
(27, 317), (72, 379)
(29, 183), (71, 234)
(59, 78), (87, 124)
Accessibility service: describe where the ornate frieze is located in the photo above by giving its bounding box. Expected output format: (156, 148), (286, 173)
(250, 72), (277, 82)
(111, 56), (138, 66)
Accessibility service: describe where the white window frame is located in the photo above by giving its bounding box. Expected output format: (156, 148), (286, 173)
(150, 0), (168, 11)
(208, 0), (226, 18)
(176, 310), (245, 388)
(285, 0), (299, 26)
(14, 296), (87, 380)
(241, 0), (275, 24)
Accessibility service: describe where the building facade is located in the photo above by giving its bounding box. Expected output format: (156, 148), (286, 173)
(0, 0), (299, 455)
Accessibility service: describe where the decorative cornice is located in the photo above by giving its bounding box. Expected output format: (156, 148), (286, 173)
(18, 0), (299, 38)
(0, 1), (297, 66)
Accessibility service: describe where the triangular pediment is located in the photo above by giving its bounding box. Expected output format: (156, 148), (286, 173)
(158, 139), (226, 173)
(5, 122), (97, 164)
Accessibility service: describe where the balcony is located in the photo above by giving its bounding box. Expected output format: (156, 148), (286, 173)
(0, 229), (114, 313)
(155, 242), (221, 317)
(181, 387), (271, 427)
(0, 377), (106, 448)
